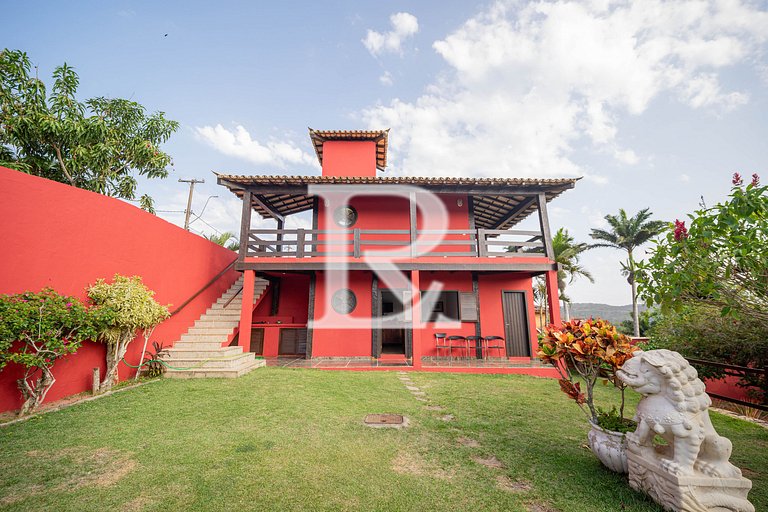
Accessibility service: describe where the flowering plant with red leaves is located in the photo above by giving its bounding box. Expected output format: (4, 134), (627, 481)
(673, 219), (688, 241)
(538, 318), (637, 425)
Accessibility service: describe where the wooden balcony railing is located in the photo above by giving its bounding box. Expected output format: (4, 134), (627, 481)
(244, 228), (547, 259)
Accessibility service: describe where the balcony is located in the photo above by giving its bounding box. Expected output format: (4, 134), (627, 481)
(244, 228), (547, 259)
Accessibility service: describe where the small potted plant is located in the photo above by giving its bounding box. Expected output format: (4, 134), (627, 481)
(537, 318), (638, 473)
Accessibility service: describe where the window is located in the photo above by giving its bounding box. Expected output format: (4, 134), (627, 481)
(421, 291), (459, 322)
(421, 290), (478, 322)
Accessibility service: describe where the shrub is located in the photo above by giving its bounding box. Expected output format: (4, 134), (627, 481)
(88, 275), (169, 392)
(650, 304), (768, 402)
(0, 289), (95, 415)
(537, 318), (637, 427)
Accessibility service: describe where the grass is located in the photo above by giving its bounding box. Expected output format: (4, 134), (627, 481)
(0, 368), (764, 511)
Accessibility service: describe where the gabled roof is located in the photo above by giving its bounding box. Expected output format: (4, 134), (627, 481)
(215, 174), (579, 230)
(308, 129), (389, 170)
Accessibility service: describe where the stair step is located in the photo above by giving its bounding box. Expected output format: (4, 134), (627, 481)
(165, 347), (243, 359)
(194, 319), (241, 328)
(187, 326), (235, 335)
(173, 341), (228, 350)
(164, 353), (256, 369)
(205, 308), (241, 315)
(162, 274), (269, 380)
(180, 332), (233, 341)
(165, 358), (264, 379)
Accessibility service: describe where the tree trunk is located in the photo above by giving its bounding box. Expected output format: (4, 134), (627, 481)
(628, 252), (640, 338)
(17, 366), (55, 416)
(631, 278), (640, 338)
(100, 334), (131, 392)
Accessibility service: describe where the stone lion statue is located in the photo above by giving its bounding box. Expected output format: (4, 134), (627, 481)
(617, 349), (742, 479)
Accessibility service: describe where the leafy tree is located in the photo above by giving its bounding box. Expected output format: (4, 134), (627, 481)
(88, 275), (169, 392)
(638, 174), (768, 401)
(589, 208), (666, 337)
(639, 174), (768, 325)
(204, 231), (239, 251)
(0, 49), (178, 211)
(0, 289), (95, 415)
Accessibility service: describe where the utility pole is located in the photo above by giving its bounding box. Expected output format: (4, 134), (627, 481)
(179, 178), (204, 230)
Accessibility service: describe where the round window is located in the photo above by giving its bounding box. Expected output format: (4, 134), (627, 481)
(331, 288), (357, 315)
(333, 205), (358, 228)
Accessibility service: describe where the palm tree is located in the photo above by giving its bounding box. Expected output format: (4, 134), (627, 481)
(589, 208), (666, 337)
(551, 228), (594, 320)
(204, 232), (240, 252)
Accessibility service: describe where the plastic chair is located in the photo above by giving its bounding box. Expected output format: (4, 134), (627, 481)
(483, 336), (505, 359)
(465, 335), (483, 360)
(434, 333), (449, 361)
(446, 335), (467, 362)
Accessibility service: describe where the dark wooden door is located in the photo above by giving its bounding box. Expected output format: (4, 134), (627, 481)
(502, 291), (531, 357)
(249, 328), (265, 355)
(279, 328), (308, 355)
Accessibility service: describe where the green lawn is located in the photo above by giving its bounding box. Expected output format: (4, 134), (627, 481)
(0, 368), (765, 511)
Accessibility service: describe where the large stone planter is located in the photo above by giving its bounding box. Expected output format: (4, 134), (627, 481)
(588, 421), (629, 473)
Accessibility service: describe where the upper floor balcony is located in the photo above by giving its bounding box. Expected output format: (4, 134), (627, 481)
(216, 174), (578, 272)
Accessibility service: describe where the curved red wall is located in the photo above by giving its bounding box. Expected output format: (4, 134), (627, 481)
(0, 166), (238, 413)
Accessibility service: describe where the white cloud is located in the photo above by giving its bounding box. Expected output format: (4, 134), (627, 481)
(580, 206), (608, 230)
(613, 148), (639, 165)
(363, 12), (419, 56)
(195, 124), (318, 170)
(363, 0), (768, 178)
(679, 173), (691, 183)
(379, 71), (394, 86)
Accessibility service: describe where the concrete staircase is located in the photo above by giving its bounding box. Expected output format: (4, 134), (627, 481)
(164, 275), (269, 378)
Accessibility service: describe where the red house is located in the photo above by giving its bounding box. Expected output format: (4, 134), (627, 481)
(216, 129), (575, 371)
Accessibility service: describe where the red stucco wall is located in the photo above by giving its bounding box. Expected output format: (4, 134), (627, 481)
(322, 141), (377, 177)
(418, 272), (476, 357)
(478, 273), (538, 358)
(312, 271), (374, 357)
(0, 166), (238, 413)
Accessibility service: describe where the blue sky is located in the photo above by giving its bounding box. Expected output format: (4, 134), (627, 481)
(6, 0), (768, 305)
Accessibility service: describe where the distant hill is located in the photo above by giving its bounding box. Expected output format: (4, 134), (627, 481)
(559, 303), (647, 325)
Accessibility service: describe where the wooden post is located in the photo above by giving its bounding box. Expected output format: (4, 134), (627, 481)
(537, 193), (554, 259)
(472, 272), (482, 358)
(306, 273), (316, 359)
(239, 190), (252, 260)
(410, 270), (423, 369)
(468, 195), (477, 254)
(409, 191), (417, 257)
(371, 274), (379, 358)
(276, 219), (284, 255)
(238, 270), (256, 352)
(296, 228), (306, 258)
(353, 228), (361, 258)
(545, 269), (561, 327)
(477, 229), (487, 257)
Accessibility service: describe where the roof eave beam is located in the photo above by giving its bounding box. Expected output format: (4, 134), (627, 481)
(489, 196), (538, 229)
(252, 194), (285, 223)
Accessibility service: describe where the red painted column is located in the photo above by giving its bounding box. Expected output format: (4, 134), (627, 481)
(239, 270), (255, 352)
(411, 270), (423, 370)
(545, 270), (562, 327)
